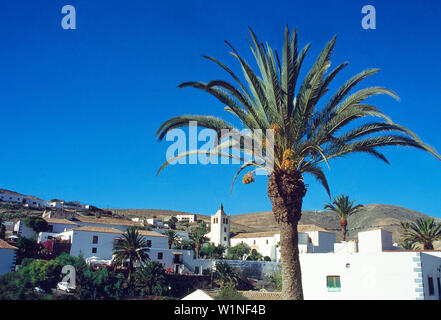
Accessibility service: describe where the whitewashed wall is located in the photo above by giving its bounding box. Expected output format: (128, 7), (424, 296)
(49, 222), (78, 233)
(69, 230), (119, 259)
(0, 248), (16, 275)
(14, 221), (36, 239)
(419, 252), (441, 300)
(68, 230), (169, 260)
(300, 251), (424, 300)
(305, 231), (336, 253)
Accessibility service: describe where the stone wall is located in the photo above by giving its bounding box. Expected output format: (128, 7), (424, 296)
(218, 259), (281, 280)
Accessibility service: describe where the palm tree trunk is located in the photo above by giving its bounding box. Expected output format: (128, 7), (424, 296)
(340, 218), (347, 241)
(128, 268), (132, 283)
(195, 244), (200, 259)
(267, 170), (306, 300)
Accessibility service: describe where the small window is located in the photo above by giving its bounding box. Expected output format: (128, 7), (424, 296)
(92, 248), (97, 254)
(327, 276), (341, 292)
(147, 240), (152, 247)
(195, 266), (200, 274)
(437, 277), (441, 298)
(224, 237), (226, 241)
(266, 239), (269, 244)
(253, 240), (256, 245)
(157, 252), (163, 260)
(92, 236), (98, 244)
(224, 227), (227, 232)
(428, 276), (434, 296)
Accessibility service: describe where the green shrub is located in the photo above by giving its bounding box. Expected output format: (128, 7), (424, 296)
(215, 284), (248, 300)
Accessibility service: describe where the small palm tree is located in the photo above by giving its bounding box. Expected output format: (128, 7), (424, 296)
(134, 260), (167, 296)
(165, 230), (179, 249)
(189, 222), (210, 259)
(399, 239), (419, 250)
(215, 261), (240, 288)
(113, 229), (150, 282)
(324, 194), (363, 241)
(156, 27), (441, 299)
(401, 217), (441, 250)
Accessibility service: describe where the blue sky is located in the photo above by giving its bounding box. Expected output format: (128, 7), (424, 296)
(0, 0), (440, 217)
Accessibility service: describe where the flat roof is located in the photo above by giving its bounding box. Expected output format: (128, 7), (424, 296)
(44, 218), (78, 225)
(232, 231), (280, 239)
(74, 216), (142, 227)
(137, 230), (167, 238)
(74, 226), (122, 234)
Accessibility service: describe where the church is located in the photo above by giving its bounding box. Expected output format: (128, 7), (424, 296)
(207, 203), (230, 247)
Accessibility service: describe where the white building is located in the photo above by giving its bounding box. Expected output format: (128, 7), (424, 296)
(47, 201), (64, 209)
(176, 214), (197, 223)
(146, 218), (164, 227)
(0, 239), (18, 275)
(60, 226), (167, 260)
(230, 226), (336, 261)
(14, 218), (79, 240)
(300, 229), (441, 300)
(0, 191), (23, 203)
(22, 197), (47, 208)
(230, 231), (282, 260)
(0, 190), (47, 208)
(13, 220), (36, 239)
(55, 225), (202, 274)
(208, 204), (230, 247)
(184, 228), (441, 300)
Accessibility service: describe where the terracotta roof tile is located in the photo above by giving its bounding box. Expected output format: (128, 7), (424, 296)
(74, 216), (142, 227)
(137, 230), (167, 238)
(0, 239), (18, 250)
(232, 231), (280, 239)
(74, 226), (123, 234)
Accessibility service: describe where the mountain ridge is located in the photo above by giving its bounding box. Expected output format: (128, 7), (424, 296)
(112, 203), (441, 245)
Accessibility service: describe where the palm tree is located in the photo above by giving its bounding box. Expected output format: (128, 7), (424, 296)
(113, 228), (150, 282)
(401, 217), (441, 250)
(399, 239), (419, 250)
(165, 229), (179, 249)
(134, 260), (167, 296)
(189, 221), (210, 259)
(324, 194), (363, 241)
(156, 27), (441, 299)
(215, 261), (240, 287)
